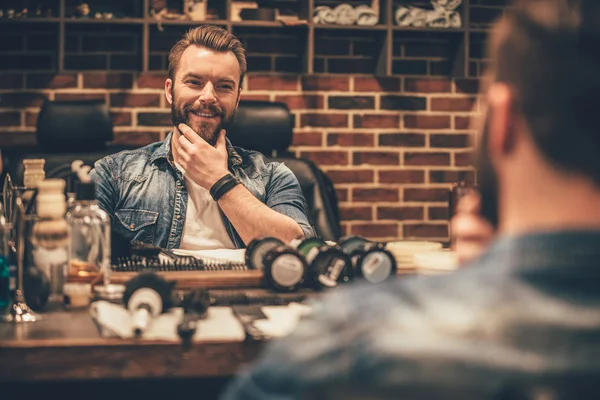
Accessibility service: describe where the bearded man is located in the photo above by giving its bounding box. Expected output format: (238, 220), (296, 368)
(90, 25), (315, 250)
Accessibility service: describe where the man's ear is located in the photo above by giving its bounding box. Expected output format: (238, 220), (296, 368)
(487, 83), (516, 157)
(235, 87), (242, 108)
(165, 78), (173, 105)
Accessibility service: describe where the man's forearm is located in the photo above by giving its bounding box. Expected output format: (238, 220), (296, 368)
(217, 184), (304, 245)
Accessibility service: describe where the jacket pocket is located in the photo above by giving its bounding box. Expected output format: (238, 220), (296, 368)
(115, 209), (159, 244)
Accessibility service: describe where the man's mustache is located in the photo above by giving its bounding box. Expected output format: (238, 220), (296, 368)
(183, 104), (224, 117)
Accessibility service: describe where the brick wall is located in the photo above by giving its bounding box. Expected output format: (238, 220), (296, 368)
(0, 0), (508, 243)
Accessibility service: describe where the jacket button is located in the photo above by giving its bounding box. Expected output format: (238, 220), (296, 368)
(130, 224), (135, 229)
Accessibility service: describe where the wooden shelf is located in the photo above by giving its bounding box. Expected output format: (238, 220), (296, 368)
(0, 0), (476, 77)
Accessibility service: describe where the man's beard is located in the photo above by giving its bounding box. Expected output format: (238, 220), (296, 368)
(170, 90), (236, 146)
(475, 112), (500, 228)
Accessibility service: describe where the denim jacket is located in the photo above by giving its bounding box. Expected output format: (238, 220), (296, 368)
(89, 132), (315, 249)
(221, 229), (600, 400)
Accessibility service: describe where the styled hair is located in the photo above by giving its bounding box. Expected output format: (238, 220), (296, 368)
(168, 24), (247, 88)
(489, 0), (600, 183)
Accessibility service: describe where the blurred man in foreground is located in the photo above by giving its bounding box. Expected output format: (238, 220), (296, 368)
(222, 0), (600, 398)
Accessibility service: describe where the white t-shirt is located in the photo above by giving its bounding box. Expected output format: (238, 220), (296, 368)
(174, 161), (236, 250)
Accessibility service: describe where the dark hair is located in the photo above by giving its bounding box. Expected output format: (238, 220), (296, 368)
(490, 0), (600, 183)
(168, 24), (247, 87)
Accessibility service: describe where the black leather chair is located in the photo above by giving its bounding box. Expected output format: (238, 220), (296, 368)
(3, 99), (137, 191)
(228, 100), (342, 241)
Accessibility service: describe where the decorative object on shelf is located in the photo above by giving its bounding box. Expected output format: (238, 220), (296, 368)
(313, 0), (379, 27)
(74, 2), (91, 18)
(231, 1), (258, 22)
(395, 0), (462, 28)
(186, 0), (207, 21)
(7, 9), (15, 18)
(150, 0), (186, 31)
(16, 8), (28, 18)
(94, 12), (114, 19)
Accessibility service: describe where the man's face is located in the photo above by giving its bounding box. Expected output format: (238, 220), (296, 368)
(166, 45), (241, 146)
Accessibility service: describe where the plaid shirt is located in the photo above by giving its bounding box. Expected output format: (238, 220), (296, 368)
(222, 230), (600, 400)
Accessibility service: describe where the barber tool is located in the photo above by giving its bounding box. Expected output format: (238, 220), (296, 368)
(352, 241), (397, 284)
(176, 287), (210, 342)
(123, 272), (175, 337)
(245, 237), (284, 270)
(263, 246), (307, 292)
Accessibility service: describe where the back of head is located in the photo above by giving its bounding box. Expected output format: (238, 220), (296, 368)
(490, 0), (600, 185)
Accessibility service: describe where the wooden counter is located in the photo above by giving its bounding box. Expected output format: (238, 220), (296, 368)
(0, 306), (265, 384)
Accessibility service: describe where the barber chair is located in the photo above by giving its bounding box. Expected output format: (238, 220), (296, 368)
(227, 100), (342, 241)
(3, 99), (137, 191)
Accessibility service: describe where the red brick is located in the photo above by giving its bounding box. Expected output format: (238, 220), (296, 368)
(455, 79), (480, 94)
(428, 206), (449, 221)
(378, 170), (425, 184)
(379, 133), (426, 147)
(328, 96), (375, 110)
(377, 206), (424, 220)
(455, 116), (473, 130)
(404, 152), (450, 166)
(113, 131), (161, 146)
(0, 73), (24, 89)
(326, 169), (374, 184)
(292, 131), (323, 146)
(404, 188), (450, 202)
(353, 151), (400, 166)
(0, 112), (21, 127)
(430, 134), (472, 148)
(351, 223), (398, 239)
(429, 170), (475, 183)
(300, 113), (348, 128)
(138, 112), (171, 127)
(327, 133), (374, 147)
(403, 224), (448, 239)
(301, 76), (349, 91)
(354, 76), (401, 92)
(340, 206), (372, 221)
(137, 73), (166, 89)
(404, 78), (451, 93)
(431, 97), (477, 112)
(54, 93), (106, 101)
(248, 74), (298, 91)
(25, 112), (37, 127)
(83, 72), (133, 89)
(353, 188), (399, 203)
(404, 115), (451, 129)
(111, 111), (132, 126)
(26, 73), (77, 89)
(275, 95), (323, 110)
(0, 131), (36, 146)
(110, 93), (161, 108)
(337, 188), (349, 202)
(353, 114), (399, 129)
(454, 151), (474, 166)
(340, 223), (350, 237)
(299, 151), (349, 166)
(240, 94), (271, 101)
(0, 92), (47, 108)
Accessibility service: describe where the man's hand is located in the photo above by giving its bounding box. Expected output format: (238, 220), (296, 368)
(176, 123), (229, 189)
(450, 192), (496, 264)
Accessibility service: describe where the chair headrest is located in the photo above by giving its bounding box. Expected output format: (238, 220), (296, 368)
(227, 100), (293, 154)
(37, 99), (114, 152)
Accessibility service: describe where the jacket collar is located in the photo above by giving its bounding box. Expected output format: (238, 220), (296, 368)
(149, 131), (243, 169)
